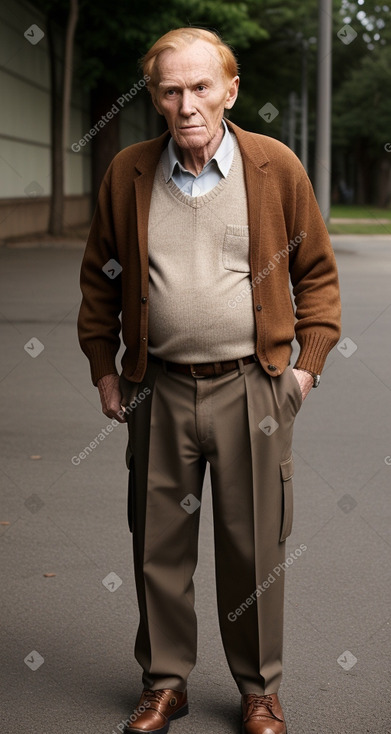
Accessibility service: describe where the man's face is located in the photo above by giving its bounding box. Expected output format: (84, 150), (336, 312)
(152, 39), (239, 152)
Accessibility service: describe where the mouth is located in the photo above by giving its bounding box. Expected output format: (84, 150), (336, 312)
(179, 125), (203, 130)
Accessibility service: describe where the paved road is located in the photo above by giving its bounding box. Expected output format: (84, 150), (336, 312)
(1, 235), (391, 734)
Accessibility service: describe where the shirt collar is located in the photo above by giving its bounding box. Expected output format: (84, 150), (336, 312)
(162, 119), (234, 182)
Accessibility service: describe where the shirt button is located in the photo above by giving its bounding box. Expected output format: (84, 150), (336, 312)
(268, 364), (277, 372)
(142, 337), (147, 342)
(141, 296), (147, 303)
(256, 304), (262, 311)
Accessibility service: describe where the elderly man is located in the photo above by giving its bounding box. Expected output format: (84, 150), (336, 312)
(78, 27), (341, 734)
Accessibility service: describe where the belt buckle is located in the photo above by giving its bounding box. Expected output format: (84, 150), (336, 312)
(189, 364), (206, 379)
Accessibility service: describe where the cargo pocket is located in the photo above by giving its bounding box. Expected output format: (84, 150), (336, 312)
(279, 454), (294, 542)
(127, 454), (135, 533)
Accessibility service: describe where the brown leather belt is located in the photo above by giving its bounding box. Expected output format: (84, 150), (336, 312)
(148, 353), (258, 378)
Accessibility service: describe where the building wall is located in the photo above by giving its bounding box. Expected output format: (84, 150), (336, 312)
(120, 92), (162, 149)
(0, 0), (92, 238)
(0, 0), (155, 240)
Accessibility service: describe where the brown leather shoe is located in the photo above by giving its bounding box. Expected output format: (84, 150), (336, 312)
(124, 688), (188, 733)
(242, 693), (287, 734)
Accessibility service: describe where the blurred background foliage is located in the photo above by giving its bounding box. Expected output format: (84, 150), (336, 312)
(35, 0), (391, 208)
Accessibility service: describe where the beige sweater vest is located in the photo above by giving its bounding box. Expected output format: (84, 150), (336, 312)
(147, 136), (256, 362)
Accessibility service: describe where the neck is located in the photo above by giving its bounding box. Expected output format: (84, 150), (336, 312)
(179, 123), (225, 176)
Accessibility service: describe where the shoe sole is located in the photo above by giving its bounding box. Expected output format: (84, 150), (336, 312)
(242, 728), (287, 734)
(125, 703), (189, 734)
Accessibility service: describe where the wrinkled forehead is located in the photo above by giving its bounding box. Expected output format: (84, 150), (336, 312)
(155, 39), (228, 85)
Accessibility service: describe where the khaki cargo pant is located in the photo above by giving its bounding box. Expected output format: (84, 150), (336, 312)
(119, 356), (302, 695)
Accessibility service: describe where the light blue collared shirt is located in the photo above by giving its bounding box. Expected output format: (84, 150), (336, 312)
(161, 119), (235, 196)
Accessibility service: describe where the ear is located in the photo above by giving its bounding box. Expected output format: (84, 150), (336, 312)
(224, 76), (239, 110)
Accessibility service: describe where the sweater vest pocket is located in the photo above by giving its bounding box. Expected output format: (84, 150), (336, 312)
(222, 224), (250, 273)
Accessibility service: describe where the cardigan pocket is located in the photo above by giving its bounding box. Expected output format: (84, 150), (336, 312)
(222, 224), (250, 273)
(279, 454), (294, 542)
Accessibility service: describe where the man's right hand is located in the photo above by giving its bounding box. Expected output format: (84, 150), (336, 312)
(97, 373), (127, 423)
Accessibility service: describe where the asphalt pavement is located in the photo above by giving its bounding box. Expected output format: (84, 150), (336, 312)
(1, 234), (391, 734)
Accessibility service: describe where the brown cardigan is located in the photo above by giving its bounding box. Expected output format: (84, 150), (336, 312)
(77, 119), (341, 385)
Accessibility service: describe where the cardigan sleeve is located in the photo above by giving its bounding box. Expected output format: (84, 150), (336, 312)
(77, 165), (123, 385)
(289, 172), (342, 374)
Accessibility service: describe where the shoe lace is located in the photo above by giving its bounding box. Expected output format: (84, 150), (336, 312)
(142, 689), (169, 710)
(246, 694), (283, 721)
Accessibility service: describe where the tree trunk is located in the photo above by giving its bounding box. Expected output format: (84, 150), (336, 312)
(62, 0), (78, 191)
(91, 82), (121, 207)
(375, 157), (391, 208)
(354, 139), (368, 205)
(48, 0), (78, 235)
(47, 17), (63, 235)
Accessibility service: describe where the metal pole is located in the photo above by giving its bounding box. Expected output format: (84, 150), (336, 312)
(315, 0), (332, 222)
(288, 91), (297, 153)
(301, 40), (308, 172)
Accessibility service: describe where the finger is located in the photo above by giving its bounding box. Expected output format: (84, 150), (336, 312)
(115, 412), (127, 424)
(102, 406), (127, 423)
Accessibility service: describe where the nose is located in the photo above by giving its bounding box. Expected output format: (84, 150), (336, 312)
(180, 89), (195, 116)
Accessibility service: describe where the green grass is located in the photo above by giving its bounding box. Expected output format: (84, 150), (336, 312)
(328, 205), (391, 234)
(328, 222), (391, 235)
(330, 205), (391, 220)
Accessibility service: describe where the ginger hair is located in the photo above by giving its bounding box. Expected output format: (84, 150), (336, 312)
(141, 27), (238, 94)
